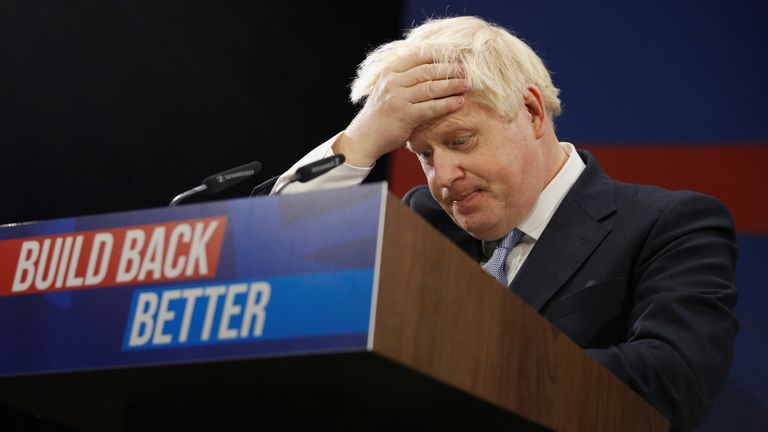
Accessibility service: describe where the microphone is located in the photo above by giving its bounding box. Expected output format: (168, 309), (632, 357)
(255, 154), (345, 196)
(169, 160), (262, 206)
(293, 154), (346, 183)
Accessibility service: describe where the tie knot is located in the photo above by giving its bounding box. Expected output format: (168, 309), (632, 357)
(482, 228), (523, 287)
(497, 228), (523, 251)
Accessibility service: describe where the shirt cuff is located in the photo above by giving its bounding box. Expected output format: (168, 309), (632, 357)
(272, 132), (373, 195)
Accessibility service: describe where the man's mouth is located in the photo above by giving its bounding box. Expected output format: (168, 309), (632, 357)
(449, 190), (481, 209)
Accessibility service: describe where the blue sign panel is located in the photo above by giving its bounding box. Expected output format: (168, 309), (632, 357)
(0, 183), (386, 376)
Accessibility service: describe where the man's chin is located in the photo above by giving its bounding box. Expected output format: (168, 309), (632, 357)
(452, 217), (502, 242)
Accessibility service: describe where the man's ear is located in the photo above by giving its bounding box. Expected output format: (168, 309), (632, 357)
(524, 86), (548, 139)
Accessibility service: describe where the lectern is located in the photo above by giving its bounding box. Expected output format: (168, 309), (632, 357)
(0, 183), (668, 431)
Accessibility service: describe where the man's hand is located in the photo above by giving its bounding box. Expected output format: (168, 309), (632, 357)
(334, 51), (468, 167)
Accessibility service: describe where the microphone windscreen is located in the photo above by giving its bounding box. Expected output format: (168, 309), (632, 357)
(295, 155), (345, 183)
(203, 160), (262, 194)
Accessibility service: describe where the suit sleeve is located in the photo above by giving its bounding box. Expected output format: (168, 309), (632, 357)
(586, 193), (739, 432)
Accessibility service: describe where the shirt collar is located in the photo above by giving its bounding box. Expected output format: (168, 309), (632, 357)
(517, 142), (585, 241)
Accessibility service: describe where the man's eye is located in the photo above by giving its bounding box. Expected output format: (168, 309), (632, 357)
(453, 136), (470, 146)
(419, 150), (433, 159)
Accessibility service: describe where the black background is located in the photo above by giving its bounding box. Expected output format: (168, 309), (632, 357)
(0, 2), (400, 224)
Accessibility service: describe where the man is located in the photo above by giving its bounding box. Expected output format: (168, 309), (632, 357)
(274, 16), (738, 431)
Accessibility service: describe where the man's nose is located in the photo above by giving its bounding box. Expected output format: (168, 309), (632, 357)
(432, 149), (464, 187)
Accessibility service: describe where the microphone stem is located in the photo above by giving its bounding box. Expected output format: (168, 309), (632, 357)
(272, 174), (299, 195)
(169, 184), (207, 206)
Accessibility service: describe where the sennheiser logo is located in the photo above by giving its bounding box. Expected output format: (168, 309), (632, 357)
(217, 170), (254, 182)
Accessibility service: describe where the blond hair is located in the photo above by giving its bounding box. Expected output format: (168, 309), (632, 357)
(351, 16), (562, 120)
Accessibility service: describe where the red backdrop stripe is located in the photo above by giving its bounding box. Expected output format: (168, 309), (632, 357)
(387, 144), (768, 234)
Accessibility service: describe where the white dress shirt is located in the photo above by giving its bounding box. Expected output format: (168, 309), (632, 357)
(273, 132), (372, 194)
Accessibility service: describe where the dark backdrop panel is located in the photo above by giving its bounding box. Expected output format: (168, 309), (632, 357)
(0, 1), (399, 225)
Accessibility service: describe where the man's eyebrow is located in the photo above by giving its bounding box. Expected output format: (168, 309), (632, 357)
(432, 123), (474, 139)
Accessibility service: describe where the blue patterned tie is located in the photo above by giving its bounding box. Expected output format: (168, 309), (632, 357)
(483, 229), (523, 286)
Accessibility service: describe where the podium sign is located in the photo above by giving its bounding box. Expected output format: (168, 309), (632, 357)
(0, 184), (387, 376)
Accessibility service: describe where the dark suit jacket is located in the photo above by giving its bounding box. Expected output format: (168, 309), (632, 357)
(403, 150), (738, 432)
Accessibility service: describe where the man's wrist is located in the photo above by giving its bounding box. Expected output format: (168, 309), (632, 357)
(333, 131), (377, 168)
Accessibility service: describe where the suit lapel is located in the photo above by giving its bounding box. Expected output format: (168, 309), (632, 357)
(508, 150), (616, 311)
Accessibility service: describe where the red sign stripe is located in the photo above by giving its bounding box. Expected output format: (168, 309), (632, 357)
(0, 216), (228, 296)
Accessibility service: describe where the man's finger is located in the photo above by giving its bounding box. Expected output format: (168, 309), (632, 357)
(410, 95), (466, 123)
(399, 63), (464, 87)
(407, 78), (468, 103)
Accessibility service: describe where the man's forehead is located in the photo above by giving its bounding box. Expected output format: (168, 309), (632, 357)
(410, 115), (461, 142)
(408, 105), (477, 148)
